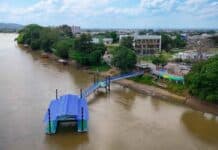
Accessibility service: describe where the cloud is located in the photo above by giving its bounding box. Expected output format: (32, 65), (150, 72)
(140, 0), (176, 10)
(0, 0), (217, 28)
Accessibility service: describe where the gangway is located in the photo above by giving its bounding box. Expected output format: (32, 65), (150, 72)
(82, 71), (144, 97)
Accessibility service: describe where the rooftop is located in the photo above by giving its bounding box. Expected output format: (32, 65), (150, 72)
(134, 35), (161, 40)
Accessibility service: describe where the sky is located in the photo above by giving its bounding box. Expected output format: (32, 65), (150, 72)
(0, 0), (218, 29)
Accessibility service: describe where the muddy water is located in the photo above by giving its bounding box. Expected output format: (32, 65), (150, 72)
(0, 34), (217, 150)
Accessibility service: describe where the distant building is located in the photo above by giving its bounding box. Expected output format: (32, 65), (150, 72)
(180, 33), (188, 41)
(92, 38), (100, 44)
(173, 51), (198, 60)
(173, 50), (216, 60)
(103, 38), (113, 45)
(133, 35), (161, 55)
(71, 25), (81, 34)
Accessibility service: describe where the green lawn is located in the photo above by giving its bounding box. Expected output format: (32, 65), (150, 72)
(131, 74), (186, 95)
(165, 81), (186, 95)
(90, 64), (111, 72)
(131, 75), (154, 85)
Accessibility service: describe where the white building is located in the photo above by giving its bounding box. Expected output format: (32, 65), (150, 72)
(71, 25), (81, 34)
(92, 38), (100, 44)
(103, 38), (113, 45)
(173, 51), (198, 60)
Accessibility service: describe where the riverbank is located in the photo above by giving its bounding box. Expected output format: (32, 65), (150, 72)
(19, 45), (218, 116)
(114, 79), (218, 116)
(100, 70), (218, 116)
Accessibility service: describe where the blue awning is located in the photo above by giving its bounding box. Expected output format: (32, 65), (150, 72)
(44, 94), (89, 124)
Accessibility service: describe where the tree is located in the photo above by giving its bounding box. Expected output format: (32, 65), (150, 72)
(185, 55), (218, 103)
(92, 43), (107, 55)
(21, 24), (42, 45)
(16, 33), (24, 44)
(89, 50), (102, 65)
(120, 36), (134, 49)
(30, 39), (40, 50)
(161, 33), (186, 51)
(161, 33), (173, 51)
(152, 54), (167, 68)
(58, 25), (73, 37)
(110, 31), (118, 43)
(174, 35), (186, 48)
(40, 27), (60, 52)
(75, 34), (92, 53)
(53, 39), (73, 59)
(112, 46), (137, 72)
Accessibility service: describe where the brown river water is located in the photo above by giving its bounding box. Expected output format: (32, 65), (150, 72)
(0, 34), (218, 150)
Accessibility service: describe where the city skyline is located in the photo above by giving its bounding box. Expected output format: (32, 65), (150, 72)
(0, 0), (218, 29)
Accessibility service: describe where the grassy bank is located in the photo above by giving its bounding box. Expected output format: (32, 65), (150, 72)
(130, 74), (186, 96)
(90, 64), (111, 72)
(131, 75), (154, 85)
(165, 81), (186, 95)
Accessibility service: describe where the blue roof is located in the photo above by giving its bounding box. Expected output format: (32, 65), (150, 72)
(44, 94), (89, 124)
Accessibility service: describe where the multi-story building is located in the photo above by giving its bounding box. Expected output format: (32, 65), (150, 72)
(71, 25), (81, 34)
(133, 35), (161, 55)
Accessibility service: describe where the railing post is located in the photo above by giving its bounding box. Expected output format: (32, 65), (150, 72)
(80, 89), (83, 98)
(108, 76), (111, 92)
(81, 107), (84, 132)
(93, 74), (96, 83)
(56, 89), (58, 100)
(105, 77), (108, 93)
(48, 109), (51, 134)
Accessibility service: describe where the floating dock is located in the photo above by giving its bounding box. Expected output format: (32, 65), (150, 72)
(44, 71), (144, 134)
(44, 94), (88, 134)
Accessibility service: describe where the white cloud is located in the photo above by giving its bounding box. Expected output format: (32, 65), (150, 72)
(176, 0), (218, 18)
(140, 0), (177, 10)
(104, 0), (177, 16)
(0, 0), (217, 27)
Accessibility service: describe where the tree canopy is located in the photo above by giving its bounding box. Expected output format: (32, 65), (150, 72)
(120, 36), (134, 49)
(109, 31), (119, 43)
(152, 54), (167, 67)
(75, 34), (93, 53)
(53, 38), (74, 59)
(112, 46), (137, 72)
(161, 33), (186, 51)
(17, 24), (107, 67)
(185, 55), (218, 103)
(57, 25), (73, 38)
(17, 24), (60, 51)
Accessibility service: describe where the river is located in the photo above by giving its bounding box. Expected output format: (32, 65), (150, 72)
(0, 33), (217, 150)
